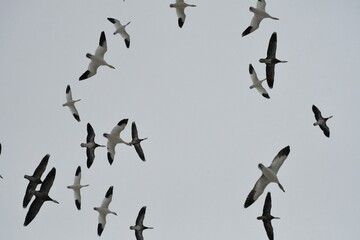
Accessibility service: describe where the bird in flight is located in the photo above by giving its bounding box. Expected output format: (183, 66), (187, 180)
(62, 85), (81, 122)
(312, 105), (333, 137)
(67, 166), (89, 210)
(94, 186), (117, 236)
(257, 192), (280, 240)
(130, 122), (148, 161)
(248, 64), (270, 99)
(80, 123), (105, 168)
(130, 206), (154, 240)
(107, 17), (131, 48)
(170, 0), (196, 28)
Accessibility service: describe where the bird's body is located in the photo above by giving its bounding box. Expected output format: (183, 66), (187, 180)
(81, 123), (105, 168)
(244, 146), (290, 208)
(79, 31), (114, 81)
(259, 32), (287, 89)
(130, 122), (148, 161)
(94, 186), (117, 236)
(130, 206), (153, 240)
(107, 18), (131, 48)
(242, 0), (279, 37)
(170, 0), (196, 28)
(67, 166), (89, 210)
(312, 105), (332, 137)
(62, 85), (81, 122)
(103, 119), (130, 165)
(24, 167), (59, 226)
(257, 192), (279, 240)
(249, 64), (270, 99)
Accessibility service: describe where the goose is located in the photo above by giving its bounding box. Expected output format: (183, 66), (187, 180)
(244, 146), (290, 208)
(24, 167), (59, 226)
(94, 186), (117, 236)
(312, 105), (333, 138)
(107, 18), (131, 48)
(242, 0), (279, 37)
(81, 123), (105, 168)
(130, 206), (153, 240)
(130, 122), (148, 161)
(103, 119), (131, 165)
(259, 32), (287, 89)
(79, 31), (115, 81)
(249, 64), (270, 99)
(62, 85), (81, 122)
(170, 0), (196, 28)
(23, 154), (50, 208)
(257, 192), (279, 240)
(67, 166), (89, 210)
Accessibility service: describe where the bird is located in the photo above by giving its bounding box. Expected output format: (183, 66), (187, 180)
(312, 105), (333, 137)
(130, 206), (153, 240)
(103, 119), (131, 165)
(169, 0), (196, 28)
(244, 145), (290, 208)
(130, 122), (148, 161)
(259, 32), (287, 89)
(249, 64), (270, 99)
(24, 167), (59, 226)
(62, 85), (81, 122)
(67, 166), (89, 210)
(107, 18), (131, 48)
(79, 31), (115, 81)
(257, 192), (280, 240)
(94, 186), (117, 236)
(242, 0), (279, 37)
(0, 143), (2, 179)
(80, 123), (105, 168)
(23, 154), (50, 208)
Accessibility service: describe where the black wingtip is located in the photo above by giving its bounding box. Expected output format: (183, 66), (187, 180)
(97, 223), (104, 236)
(244, 189), (256, 208)
(75, 199), (81, 210)
(73, 114), (80, 122)
(75, 166), (81, 176)
(66, 85), (71, 93)
(99, 31), (106, 47)
(107, 152), (113, 165)
(105, 186), (114, 198)
(125, 38), (130, 48)
(118, 119), (129, 126)
(178, 18), (184, 28)
(249, 64), (254, 74)
(262, 93), (270, 99)
(242, 26), (252, 37)
(79, 70), (91, 81)
(279, 146), (290, 157)
(107, 17), (115, 24)
(267, 79), (274, 89)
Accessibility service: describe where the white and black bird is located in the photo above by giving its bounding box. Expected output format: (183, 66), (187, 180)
(107, 17), (131, 48)
(23, 154), (50, 208)
(249, 64), (270, 99)
(67, 166), (89, 210)
(242, 0), (279, 37)
(24, 167), (59, 226)
(130, 122), (148, 161)
(170, 0), (196, 28)
(244, 146), (290, 208)
(103, 119), (131, 165)
(81, 123), (105, 168)
(257, 192), (280, 240)
(259, 32), (287, 89)
(312, 105), (333, 138)
(94, 186), (117, 236)
(79, 31), (115, 81)
(62, 85), (81, 122)
(130, 206), (153, 240)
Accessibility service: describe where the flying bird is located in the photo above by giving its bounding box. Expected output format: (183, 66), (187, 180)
(0, 143), (2, 179)
(103, 119), (131, 165)
(81, 123), (105, 168)
(130, 122), (148, 161)
(249, 64), (270, 99)
(242, 0), (279, 37)
(257, 192), (280, 240)
(244, 146), (290, 208)
(79, 31), (115, 81)
(62, 85), (81, 122)
(23, 154), (50, 208)
(169, 0), (196, 28)
(24, 167), (59, 226)
(67, 166), (89, 210)
(107, 18), (131, 48)
(259, 32), (287, 89)
(312, 105), (333, 137)
(94, 186), (117, 236)
(130, 206), (153, 240)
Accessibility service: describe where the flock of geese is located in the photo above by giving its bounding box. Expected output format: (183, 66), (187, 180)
(0, 1), (335, 240)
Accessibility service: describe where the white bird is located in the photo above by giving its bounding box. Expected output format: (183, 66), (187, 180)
(130, 206), (153, 240)
(103, 119), (131, 165)
(81, 123), (105, 168)
(79, 31), (115, 81)
(170, 0), (196, 28)
(249, 64), (270, 99)
(312, 105), (333, 138)
(244, 146), (290, 208)
(67, 166), (89, 210)
(62, 85), (81, 122)
(94, 186), (117, 236)
(107, 18), (131, 48)
(242, 0), (279, 37)
(130, 122), (148, 161)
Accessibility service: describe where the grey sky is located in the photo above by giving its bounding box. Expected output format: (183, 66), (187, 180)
(1, 0), (360, 239)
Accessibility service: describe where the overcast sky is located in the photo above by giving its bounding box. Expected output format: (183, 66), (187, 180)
(1, 0), (360, 239)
